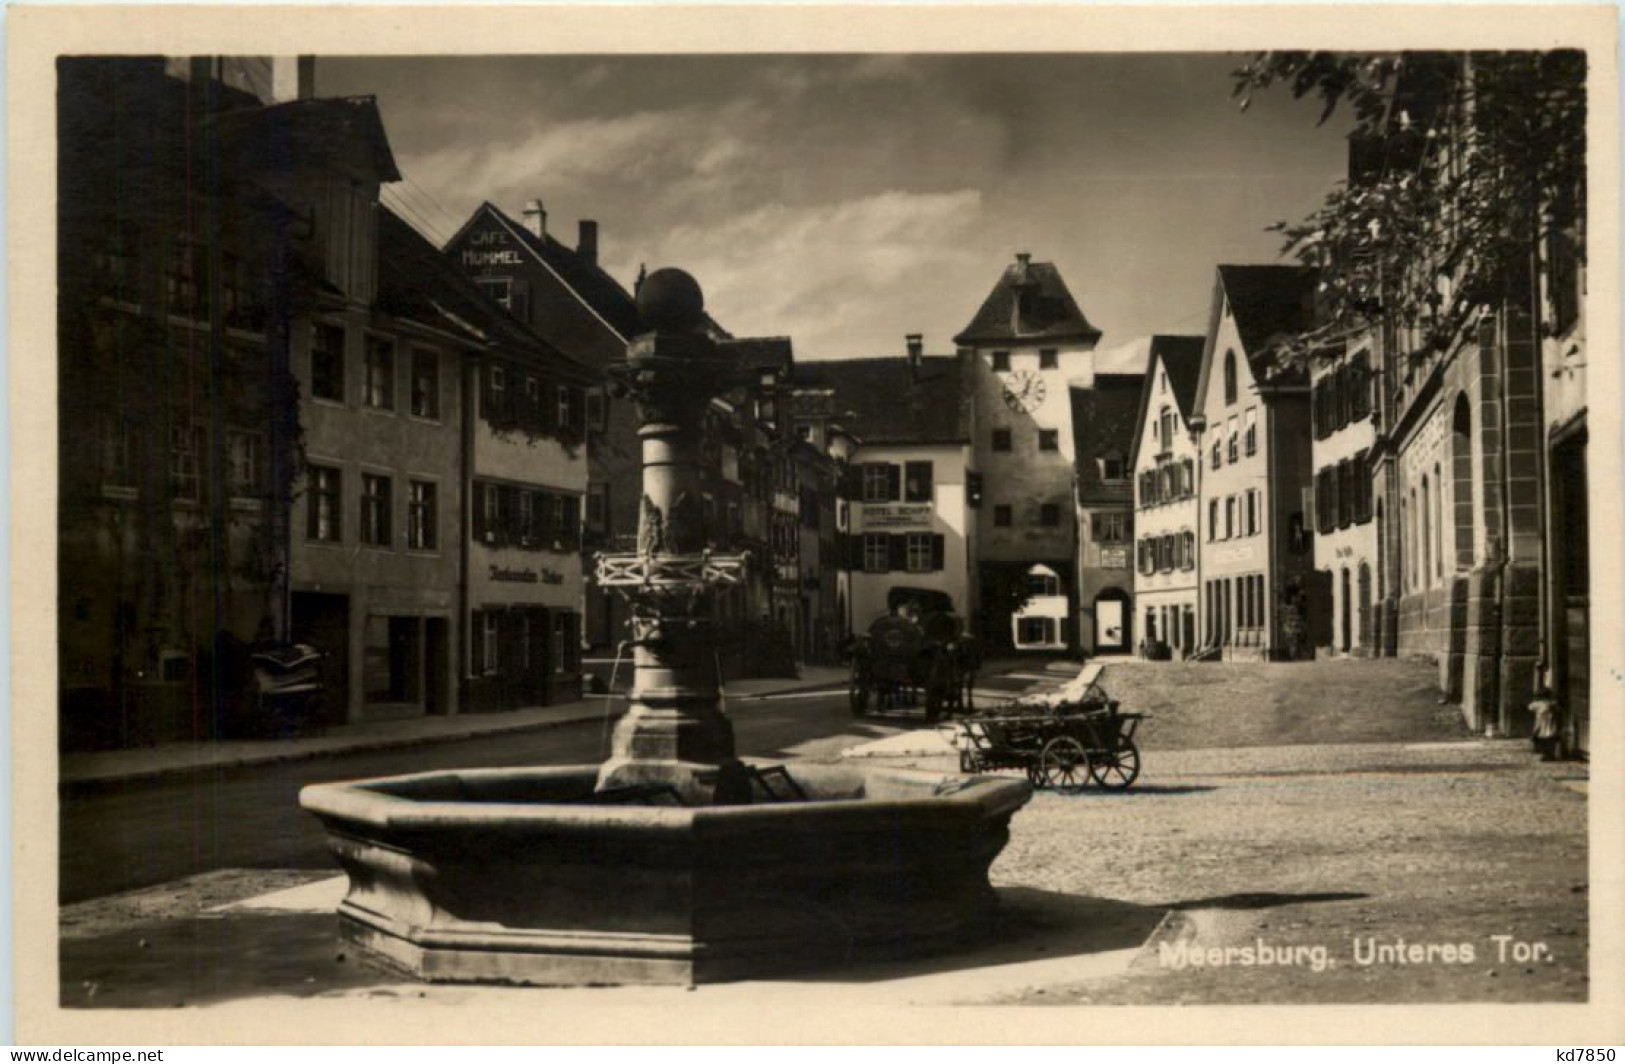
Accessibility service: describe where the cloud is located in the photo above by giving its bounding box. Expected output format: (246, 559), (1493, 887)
(607, 189), (986, 359)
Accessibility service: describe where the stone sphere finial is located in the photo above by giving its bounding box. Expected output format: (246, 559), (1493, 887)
(637, 268), (706, 333)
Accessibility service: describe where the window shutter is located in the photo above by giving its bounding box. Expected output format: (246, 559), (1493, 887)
(886, 464), (901, 502)
(888, 534), (907, 571)
(840, 463), (862, 499)
(472, 482), (487, 541)
(470, 610), (485, 678)
(481, 365), (496, 422)
(931, 534), (945, 571)
(568, 387), (584, 429)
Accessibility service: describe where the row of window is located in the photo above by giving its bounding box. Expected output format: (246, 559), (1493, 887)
(1209, 408), (1259, 468)
(1311, 353), (1374, 440)
(99, 419), (264, 503)
(852, 461), (936, 504)
(990, 427), (1060, 453)
(483, 362), (588, 437)
(95, 228), (267, 330)
(310, 323), (445, 419)
(851, 532), (947, 574)
(1138, 459), (1197, 508)
(306, 466), (439, 551)
(1314, 451), (1375, 533)
(1208, 573), (1268, 641)
(1207, 489), (1262, 542)
(991, 348), (1059, 372)
(468, 606), (582, 679)
(1137, 531), (1198, 575)
(470, 480), (582, 552)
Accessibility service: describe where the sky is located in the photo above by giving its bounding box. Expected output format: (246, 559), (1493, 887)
(319, 54), (1353, 361)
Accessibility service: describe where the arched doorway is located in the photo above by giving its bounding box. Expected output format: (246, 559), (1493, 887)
(1094, 587), (1131, 654)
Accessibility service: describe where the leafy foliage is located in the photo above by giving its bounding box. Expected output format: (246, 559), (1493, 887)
(1233, 51), (1587, 365)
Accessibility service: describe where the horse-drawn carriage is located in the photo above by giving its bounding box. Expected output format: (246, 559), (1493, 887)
(846, 589), (979, 722)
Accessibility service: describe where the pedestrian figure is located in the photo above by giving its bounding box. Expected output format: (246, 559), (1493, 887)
(1530, 685), (1563, 761)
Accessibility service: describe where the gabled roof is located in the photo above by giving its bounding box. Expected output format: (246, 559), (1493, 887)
(1195, 264), (1318, 410)
(377, 207), (592, 378)
(792, 356), (970, 446)
(467, 202), (644, 342)
(953, 256), (1103, 347)
(1126, 335), (1206, 470)
(1071, 376), (1144, 506)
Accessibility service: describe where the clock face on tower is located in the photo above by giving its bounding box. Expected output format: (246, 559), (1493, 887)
(1002, 370), (1047, 414)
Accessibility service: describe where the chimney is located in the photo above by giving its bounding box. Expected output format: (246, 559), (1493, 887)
(270, 56), (315, 102)
(578, 220), (598, 266)
(522, 199), (547, 240)
(905, 334), (923, 379)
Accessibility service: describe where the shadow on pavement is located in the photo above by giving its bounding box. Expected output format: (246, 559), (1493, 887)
(1163, 891), (1369, 911)
(61, 888), (1167, 1005)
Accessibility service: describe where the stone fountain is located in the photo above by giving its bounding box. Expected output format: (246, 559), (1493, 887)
(300, 270), (1032, 986)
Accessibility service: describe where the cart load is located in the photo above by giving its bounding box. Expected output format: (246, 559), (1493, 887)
(944, 665), (1146, 792)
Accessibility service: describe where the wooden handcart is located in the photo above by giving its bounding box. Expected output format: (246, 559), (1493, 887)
(946, 672), (1145, 792)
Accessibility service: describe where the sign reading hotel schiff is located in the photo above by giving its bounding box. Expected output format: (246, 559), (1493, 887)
(861, 504), (933, 530)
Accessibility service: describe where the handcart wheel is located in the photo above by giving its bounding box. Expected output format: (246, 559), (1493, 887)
(1039, 736), (1090, 794)
(1088, 738), (1141, 790)
(850, 679), (869, 717)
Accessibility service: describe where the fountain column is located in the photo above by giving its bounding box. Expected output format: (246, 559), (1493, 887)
(595, 269), (749, 799)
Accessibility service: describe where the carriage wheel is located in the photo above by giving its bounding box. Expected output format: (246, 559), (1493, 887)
(850, 678), (870, 717)
(1088, 739), (1141, 790)
(1039, 736), (1090, 794)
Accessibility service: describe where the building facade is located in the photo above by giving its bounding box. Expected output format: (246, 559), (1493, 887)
(58, 58), (313, 746)
(1310, 338), (1378, 656)
(1194, 265), (1321, 661)
(1071, 354), (1151, 655)
(955, 253), (1104, 653)
(793, 346), (978, 635)
(444, 201), (643, 654)
(1128, 336), (1207, 658)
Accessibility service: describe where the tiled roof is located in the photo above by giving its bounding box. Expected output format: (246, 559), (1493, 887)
(953, 257), (1103, 346)
(1072, 377), (1144, 506)
(792, 356), (970, 445)
(1126, 335), (1206, 470)
(1217, 264), (1318, 376)
(214, 95), (401, 184)
(377, 207), (592, 378)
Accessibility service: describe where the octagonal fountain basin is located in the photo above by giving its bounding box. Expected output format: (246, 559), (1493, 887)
(299, 762), (1031, 986)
